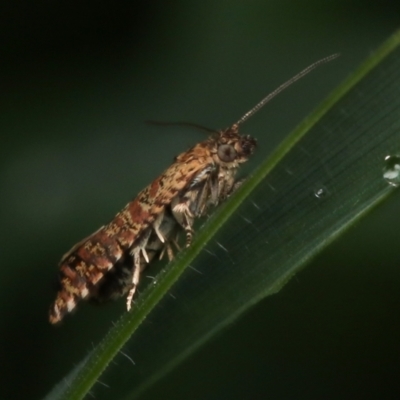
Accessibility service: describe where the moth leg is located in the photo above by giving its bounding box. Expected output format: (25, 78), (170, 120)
(171, 237), (181, 252)
(126, 230), (151, 311)
(159, 232), (181, 261)
(159, 241), (175, 262)
(153, 211), (165, 243)
(230, 178), (245, 194)
(126, 249), (141, 311)
(219, 177), (245, 201)
(183, 217), (195, 247)
(171, 199), (195, 247)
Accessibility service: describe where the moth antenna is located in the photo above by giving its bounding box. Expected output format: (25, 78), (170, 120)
(236, 53), (340, 125)
(146, 120), (217, 134)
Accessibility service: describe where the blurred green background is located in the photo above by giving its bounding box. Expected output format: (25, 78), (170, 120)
(1, 1), (400, 399)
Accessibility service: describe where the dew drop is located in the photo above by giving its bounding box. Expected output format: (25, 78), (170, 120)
(314, 186), (328, 199)
(383, 155), (400, 187)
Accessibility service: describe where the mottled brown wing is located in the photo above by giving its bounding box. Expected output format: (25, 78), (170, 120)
(49, 145), (214, 323)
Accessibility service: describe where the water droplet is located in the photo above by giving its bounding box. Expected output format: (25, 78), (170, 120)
(314, 186), (328, 199)
(383, 155), (400, 187)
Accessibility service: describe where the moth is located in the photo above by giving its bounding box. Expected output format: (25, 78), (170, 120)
(49, 54), (338, 324)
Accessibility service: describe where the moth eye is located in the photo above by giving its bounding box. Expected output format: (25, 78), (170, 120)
(217, 144), (237, 162)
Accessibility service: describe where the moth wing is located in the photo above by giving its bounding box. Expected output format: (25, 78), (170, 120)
(146, 153), (215, 213)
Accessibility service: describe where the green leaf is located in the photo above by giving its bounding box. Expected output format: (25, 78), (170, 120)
(45, 30), (400, 400)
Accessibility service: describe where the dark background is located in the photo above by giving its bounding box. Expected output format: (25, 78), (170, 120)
(1, 1), (400, 399)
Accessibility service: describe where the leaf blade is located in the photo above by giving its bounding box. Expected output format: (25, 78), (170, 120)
(45, 29), (400, 400)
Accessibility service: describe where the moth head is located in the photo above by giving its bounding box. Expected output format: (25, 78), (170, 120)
(216, 124), (257, 164)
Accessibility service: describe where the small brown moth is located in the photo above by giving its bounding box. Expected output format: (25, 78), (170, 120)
(49, 54), (338, 324)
